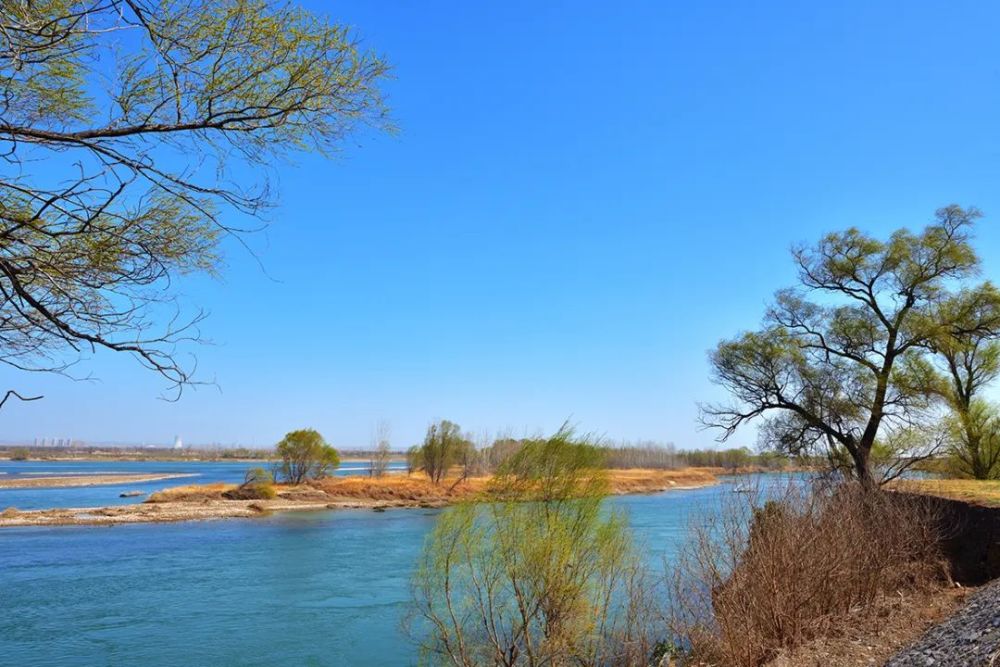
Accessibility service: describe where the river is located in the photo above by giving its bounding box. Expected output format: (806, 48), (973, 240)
(0, 465), (759, 666)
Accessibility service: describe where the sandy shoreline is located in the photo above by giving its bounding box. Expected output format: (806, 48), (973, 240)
(0, 469), (720, 528)
(0, 473), (197, 489)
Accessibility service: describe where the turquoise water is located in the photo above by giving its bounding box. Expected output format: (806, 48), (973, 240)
(0, 481), (739, 666)
(0, 460), (407, 510)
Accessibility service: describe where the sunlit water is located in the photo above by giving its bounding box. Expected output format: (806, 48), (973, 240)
(0, 474), (775, 666)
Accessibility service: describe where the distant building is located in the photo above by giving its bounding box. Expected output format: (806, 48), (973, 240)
(173, 435), (183, 449)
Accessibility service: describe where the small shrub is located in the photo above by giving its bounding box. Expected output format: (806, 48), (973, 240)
(9, 447), (29, 461)
(222, 467), (277, 500)
(222, 483), (276, 500)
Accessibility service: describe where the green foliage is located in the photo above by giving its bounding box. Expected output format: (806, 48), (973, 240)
(943, 400), (1000, 479)
(703, 206), (995, 485)
(926, 285), (1000, 480)
(0, 1), (391, 397)
(275, 429), (340, 484)
(417, 420), (472, 484)
(8, 447), (29, 461)
(223, 467), (277, 500)
(409, 429), (656, 665)
(491, 428), (609, 501)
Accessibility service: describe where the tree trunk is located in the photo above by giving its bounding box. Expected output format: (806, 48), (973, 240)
(853, 445), (875, 489)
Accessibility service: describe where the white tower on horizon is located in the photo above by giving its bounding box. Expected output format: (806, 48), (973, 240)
(173, 435), (183, 449)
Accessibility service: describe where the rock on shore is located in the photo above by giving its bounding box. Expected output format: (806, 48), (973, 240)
(885, 579), (1000, 667)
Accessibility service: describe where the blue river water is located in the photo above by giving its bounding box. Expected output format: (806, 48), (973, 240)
(0, 460), (407, 510)
(0, 468), (753, 666)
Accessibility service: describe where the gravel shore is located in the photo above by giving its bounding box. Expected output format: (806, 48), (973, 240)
(885, 580), (1000, 667)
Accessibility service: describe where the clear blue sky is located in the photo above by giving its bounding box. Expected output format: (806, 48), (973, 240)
(6, 0), (1000, 449)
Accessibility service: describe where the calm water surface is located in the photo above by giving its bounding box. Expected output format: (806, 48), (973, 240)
(0, 479), (755, 666)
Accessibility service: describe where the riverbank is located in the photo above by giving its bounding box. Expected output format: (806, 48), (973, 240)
(0, 473), (197, 489)
(891, 478), (1000, 508)
(765, 585), (972, 667)
(0, 468), (719, 527)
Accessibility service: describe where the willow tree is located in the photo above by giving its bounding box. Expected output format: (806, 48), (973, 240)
(701, 206), (998, 487)
(0, 0), (390, 404)
(275, 428), (340, 484)
(418, 420), (472, 485)
(409, 430), (657, 666)
(929, 285), (1000, 479)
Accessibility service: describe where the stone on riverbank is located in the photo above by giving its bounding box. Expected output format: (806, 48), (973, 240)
(886, 579), (1000, 667)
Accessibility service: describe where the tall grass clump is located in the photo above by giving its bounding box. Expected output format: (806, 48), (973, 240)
(670, 481), (947, 667)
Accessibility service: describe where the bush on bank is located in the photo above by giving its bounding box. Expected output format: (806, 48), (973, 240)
(670, 481), (948, 667)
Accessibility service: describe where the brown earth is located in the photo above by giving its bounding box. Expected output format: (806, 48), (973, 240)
(0, 468), (719, 527)
(763, 585), (972, 667)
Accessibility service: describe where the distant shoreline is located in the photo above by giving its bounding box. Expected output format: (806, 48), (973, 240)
(0, 468), (721, 528)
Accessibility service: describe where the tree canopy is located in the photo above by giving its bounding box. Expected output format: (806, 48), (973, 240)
(417, 419), (472, 484)
(928, 285), (1000, 479)
(702, 206), (1000, 486)
(0, 0), (390, 403)
(275, 428), (340, 484)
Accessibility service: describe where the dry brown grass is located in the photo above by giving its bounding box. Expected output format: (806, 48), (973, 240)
(146, 482), (232, 503)
(315, 468), (717, 502)
(672, 482), (948, 667)
(607, 468), (717, 493)
(311, 473), (489, 503)
(764, 586), (969, 667)
(143, 468), (719, 508)
(891, 478), (1000, 507)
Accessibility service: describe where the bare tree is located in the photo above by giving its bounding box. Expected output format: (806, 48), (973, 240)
(369, 419), (392, 478)
(0, 1), (390, 404)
